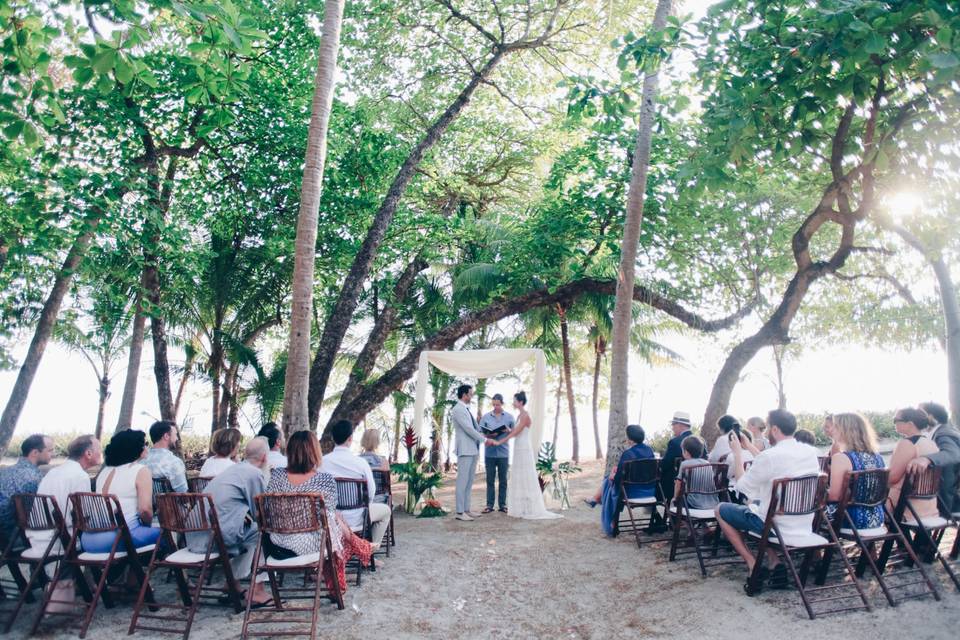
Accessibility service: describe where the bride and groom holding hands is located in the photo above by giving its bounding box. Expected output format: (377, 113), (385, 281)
(451, 383), (560, 521)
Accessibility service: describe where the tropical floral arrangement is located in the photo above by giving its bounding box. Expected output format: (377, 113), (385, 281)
(537, 442), (581, 510)
(418, 497), (446, 518)
(391, 427), (444, 515)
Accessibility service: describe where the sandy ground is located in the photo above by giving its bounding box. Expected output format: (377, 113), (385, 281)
(7, 460), (960, 639)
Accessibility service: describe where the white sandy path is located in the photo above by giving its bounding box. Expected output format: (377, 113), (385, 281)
(9, 460), (959, 639)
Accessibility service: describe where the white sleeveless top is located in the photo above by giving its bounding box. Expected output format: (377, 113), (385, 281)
(96, 463), (145, 525)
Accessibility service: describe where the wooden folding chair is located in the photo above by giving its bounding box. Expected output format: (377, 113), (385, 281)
(745, 474), (871, 619)
(187, 477), (211, 494)
(334, 478), (374, 585)
(31, 492), (156, 638)
(0, 494), (89, 633)
(240, 493), (343, 640)
(129, 493), (243, 639)
(824, 468), (939, 606)
(668, 463), (734, 576)
(883, 466), (960, 591)
(617, 459), (668, 548)
(371, 469), (395, 555)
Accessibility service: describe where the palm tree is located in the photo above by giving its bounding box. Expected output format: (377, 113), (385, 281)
(281, 0), (346, 434)
(606, 0), (675, 473)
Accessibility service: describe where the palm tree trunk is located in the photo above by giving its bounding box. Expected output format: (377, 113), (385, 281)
(552, 368), (562, 446)
(280, 0), (346, 435)
(392, 404), (402, 463)
(558, 305), (579, 462)
(592, 335), (605, 459)
(172, 346), (195, 421)
(0, 236), (9, 277)
(605, 0), (673, 474)
(0, 210), (104, 450)
(95, 374), (109, 440)
(115, 295), (146, 432)
(772, 345), (787, 410)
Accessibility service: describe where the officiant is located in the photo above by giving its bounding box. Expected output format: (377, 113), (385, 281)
(480, 393), (514, 514)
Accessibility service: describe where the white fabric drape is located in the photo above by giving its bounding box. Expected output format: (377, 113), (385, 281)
(412, 349), (548, 454)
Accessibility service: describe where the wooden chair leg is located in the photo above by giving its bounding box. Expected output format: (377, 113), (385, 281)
(79, 560), (113, 639)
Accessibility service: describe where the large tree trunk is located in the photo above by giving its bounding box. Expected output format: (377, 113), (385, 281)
(884, 222), (960, 423)
(115, 296), (146, 432)
(280, 0), (346, 435)
(143, 158), (178, 422)
(306, 50), (510, 428)
(95, 374), (109, 440)
(558, 305), (579, 462)
(327, 256), (427, 427)
(338, 277), (753, 427)
(592, 335), (605, 459)
(604, 0), (674, 475)
(930, 257), (960, 424)
(0, 210), (104, 449)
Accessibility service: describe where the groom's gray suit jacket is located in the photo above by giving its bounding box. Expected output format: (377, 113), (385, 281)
(452, 401), (485, 457)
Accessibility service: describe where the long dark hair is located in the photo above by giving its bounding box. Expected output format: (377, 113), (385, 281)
(104, 430), (147, 467)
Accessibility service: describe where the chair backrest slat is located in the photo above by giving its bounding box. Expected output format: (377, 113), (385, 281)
(771, 474), (826, 516)
(156, 493), (216, 533)
(188, 477), (211, 494)
(371, 470), (391, 496)
(844, 468), (889, 508)
(70, 492), (124, 532)
(905, 466), (941, 500)
(14, 494), (62, 532)
(334, 478), (368, 511)
(621, 459), (659, 487)
(255, 493), (323, 535)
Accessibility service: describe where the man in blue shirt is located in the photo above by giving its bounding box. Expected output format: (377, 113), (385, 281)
(479, 394), (514, 514)
(584, 425), (656, 536)
(0, 434), (53, 541)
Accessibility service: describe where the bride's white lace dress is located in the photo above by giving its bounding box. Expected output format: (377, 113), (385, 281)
(508, 425), (561, 520)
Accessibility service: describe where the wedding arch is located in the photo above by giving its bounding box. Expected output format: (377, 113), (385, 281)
(411, 349), (548, 454)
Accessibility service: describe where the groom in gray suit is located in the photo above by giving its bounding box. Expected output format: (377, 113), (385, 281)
(452, 384), (494, 521)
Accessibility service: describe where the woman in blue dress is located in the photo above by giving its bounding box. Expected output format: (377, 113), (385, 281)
(825, 412), (885, 530)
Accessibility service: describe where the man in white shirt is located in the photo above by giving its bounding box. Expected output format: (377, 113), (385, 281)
(257, 423), (287, 469)
(715, 409), (819, 592)
(321, 420), (391, 546)
(27, 435), (101, 592)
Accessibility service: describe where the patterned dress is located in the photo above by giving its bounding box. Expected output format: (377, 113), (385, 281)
(826, 450), (885, 529)
(265, 469), (372, 592)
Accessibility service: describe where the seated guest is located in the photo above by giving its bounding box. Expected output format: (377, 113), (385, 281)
(257, 422), (286, 470)
(28, 436), (102, 550)
(709, 415), (754, 475)
(888, 408), (940, 522)
(715, 409), (819, 592)
(907, 402), (960, 517)
(0, 434), (53, 541)
(83, 430), (161, 553)
(794, 429), (817, 446)
(583, 425), (655, 536)
(747, 417), (769, 451)
(26, 436), (101, 610)
(321, 420), (391, 548)
(359, 429), (390, 504)
(825, 413), (884, 529)
(199, 428), (242, 478)
(266, 431), (373, 593)
(659, 412), (693, 503)
(186, 437), (271, 606)
(144, 420), (187, 493)
(359, 428), (389, 472)
(676, 436), (720, 512)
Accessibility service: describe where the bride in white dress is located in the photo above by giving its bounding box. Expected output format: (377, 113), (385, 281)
(494, 391), (561, 520)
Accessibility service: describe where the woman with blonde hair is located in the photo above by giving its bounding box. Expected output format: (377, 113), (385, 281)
(826, 413), (885, 530)
(199, 427), (242, 478)
(359, 428), (389, 472)
(746, 416), (768, 451)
